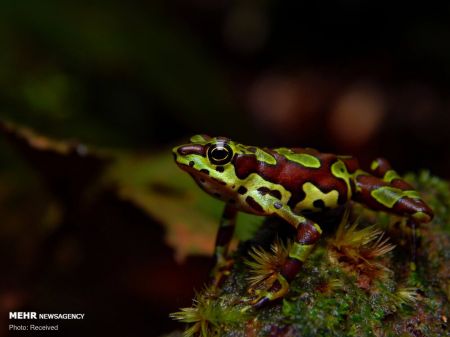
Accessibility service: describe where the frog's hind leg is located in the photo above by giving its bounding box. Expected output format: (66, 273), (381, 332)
(369, 158), (417, 194)
(369, 157), (393, 178)
(362, 158), (433, 270)
(354, 169), (433, 224)
(354, 171), (432, 273)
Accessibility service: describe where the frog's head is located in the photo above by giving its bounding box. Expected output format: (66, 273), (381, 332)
(172, 135), (239, 200)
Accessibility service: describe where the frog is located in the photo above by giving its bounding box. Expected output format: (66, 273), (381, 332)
(172, 135), (433, 307)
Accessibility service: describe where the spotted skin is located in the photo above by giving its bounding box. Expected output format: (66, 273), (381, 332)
(173, 135), (434, 306)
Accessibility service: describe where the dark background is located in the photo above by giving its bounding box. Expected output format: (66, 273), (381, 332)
(1, 1), (449, 336)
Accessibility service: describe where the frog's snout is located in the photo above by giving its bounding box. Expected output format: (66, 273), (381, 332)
(172, 146), (180, 162)
(173, 144), (207, 157)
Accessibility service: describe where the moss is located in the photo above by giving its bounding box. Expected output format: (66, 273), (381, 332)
(172, 172), (450, 337)
(170, 288), (251, 337)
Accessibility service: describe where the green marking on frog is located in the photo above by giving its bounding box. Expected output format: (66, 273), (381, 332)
(331, 160), (352, 199)
(275, 148), (321, 168)
(289, 242), (314, 262)
(370, 159), (380, 171)
(190, 134), (210, 143)
(253, 148), (277, 165)
(371, 186), (421, 208)
(294, 182), (339, 212)
(236, 143), (277, 165)
(384, 170), (402, 183)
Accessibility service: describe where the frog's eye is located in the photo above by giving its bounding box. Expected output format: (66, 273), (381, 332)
(207, 144), (233, 165)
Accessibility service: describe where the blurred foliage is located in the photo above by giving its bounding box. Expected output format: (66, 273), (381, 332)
(0, 0), (245, 147)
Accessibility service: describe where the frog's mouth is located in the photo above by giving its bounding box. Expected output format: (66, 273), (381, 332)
(172, 156), (212, 181)
(175, 161), (206, 175)
(183, 166), (226, 193)
(189, 172), (220, 196)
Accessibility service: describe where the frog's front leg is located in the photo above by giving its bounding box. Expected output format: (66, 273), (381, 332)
(210, 203), (237, 288)
(248, 198), (322, 307)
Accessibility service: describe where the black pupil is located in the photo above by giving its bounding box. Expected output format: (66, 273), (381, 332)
(212, 148), (228, 160)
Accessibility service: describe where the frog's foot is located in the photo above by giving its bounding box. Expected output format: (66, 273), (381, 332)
(247, 273), (289, 308)
(210, 258), (234, 289)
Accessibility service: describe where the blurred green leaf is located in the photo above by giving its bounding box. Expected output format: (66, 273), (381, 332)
(0, 0), (237, 134)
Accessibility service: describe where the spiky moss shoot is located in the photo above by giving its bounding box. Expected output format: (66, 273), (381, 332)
(315, 278), (344, 295)
(328, 211), (396, 289)
(170, 288), (249, 337)
(394, 286), (420, 307)
(244, 239), (291, 292)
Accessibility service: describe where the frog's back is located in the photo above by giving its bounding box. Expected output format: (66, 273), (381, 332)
(233, 146), (359, 214)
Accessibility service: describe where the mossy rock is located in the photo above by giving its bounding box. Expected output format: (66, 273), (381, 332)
(172, 172), (450, 337)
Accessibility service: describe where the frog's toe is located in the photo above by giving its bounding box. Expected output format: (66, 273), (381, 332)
(247, 289), (281, 308)
(210, 258), (235, 288)
(247, 273), (290, 308)
(252, 296), (271, 309)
